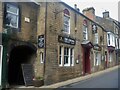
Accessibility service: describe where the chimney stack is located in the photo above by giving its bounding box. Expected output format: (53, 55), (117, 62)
(82, 7), (95, 21)
(74, 4), (80, 12)
(103, 11), (109, 18)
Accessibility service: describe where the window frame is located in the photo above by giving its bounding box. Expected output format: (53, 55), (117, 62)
(5, 3), (19, 29)
(94, 33), (99, 44)
(0, 45), (3, 86)
(83, 25), (88, 40)
(63, 9), (70, 34)
(40, 52), (44, 63)
(59, 46), (74, 67)
(107, 32), (115, 47)
(94, 51), (101, 66)
(63, 14), (70, 34)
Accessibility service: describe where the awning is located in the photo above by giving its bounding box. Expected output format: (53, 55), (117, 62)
(107, 46), (115, 52)
(81, 40), (93, 48)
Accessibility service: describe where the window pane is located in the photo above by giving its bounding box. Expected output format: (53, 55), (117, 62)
(59, 56), (61, 64)
(7, 4), (18, 14)
(64, 15), (70, 33)
(59, 46), (62, 66)
(6, 13), (18, 28)
(59, 46), (61, 54)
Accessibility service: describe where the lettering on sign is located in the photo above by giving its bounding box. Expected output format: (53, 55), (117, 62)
(58, 35), (76, 45)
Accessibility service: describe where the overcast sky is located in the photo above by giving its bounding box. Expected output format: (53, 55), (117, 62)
(62, 0), (119, 21)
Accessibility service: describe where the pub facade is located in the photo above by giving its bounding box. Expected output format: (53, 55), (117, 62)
(0, 1), (119, 88)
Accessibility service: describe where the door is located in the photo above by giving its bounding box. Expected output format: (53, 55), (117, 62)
(105, 51), (108, 68)
(83, 48), (90, 74)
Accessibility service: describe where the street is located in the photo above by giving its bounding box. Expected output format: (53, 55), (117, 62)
(58, 67), (119, 88)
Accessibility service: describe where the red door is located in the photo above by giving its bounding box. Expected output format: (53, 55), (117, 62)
(83, 48), (91, 74)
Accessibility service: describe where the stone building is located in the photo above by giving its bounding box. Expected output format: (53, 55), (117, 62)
(37, 2), (109, 85)
(0, 1), (39, 88)
(83, 7), (120, 67)
(0, 1), (119, 88)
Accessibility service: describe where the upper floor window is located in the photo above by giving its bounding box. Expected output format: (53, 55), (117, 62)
(115, 27), (118, 34)
(5, 3), (19, 28)
(63, 9), (70, 34)
(108, 33), (110, 45)
(107, 32), (115, 47)
(115, 38), (118, 49)
(94, 33), (98, 44)
(83, 20), (88, 40)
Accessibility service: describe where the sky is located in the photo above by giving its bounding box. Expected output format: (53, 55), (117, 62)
(62, 0), (119, 21)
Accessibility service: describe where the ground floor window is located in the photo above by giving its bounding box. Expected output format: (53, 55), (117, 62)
(40, 52), (44, 63)
(59, 46), (74, 66)
(0, 45), (3, 86)
(109, 52), (113, 62)
(94, 51), (101, 66)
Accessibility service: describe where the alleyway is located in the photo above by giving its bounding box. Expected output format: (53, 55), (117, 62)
(58, 67), (119, 88)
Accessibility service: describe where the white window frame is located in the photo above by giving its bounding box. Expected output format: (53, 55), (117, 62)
(6, 3), (19, 28)
(94, 51), (101, 66)
(59, 46), (74, 67)
(40, 52), (44, 63)
(109, 52), (112, 62)
(94, 33), (98, 44)
(0, 45), (3, 86)
(115, 37), (118, 49)
(64, 47), (70, 66)
(63, 14), (70, 34)
(83, 25), (88, 40)
(59, 46), (63, 66)
(107, 32), (115, 47)
(119, 38), (120, 49)
(107, 33), (110, 45)
(70, 48), (74, 66)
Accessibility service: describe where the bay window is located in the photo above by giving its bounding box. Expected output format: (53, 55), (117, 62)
(107, 32), (115, 47)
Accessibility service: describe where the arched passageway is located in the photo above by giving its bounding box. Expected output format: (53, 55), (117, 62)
(8, 45), (36, 85)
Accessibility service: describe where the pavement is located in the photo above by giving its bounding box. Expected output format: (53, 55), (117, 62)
(9, 65), (119, 89)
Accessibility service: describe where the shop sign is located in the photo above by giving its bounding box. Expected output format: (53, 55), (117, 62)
(38, 35), (44, 48)
(58, 35), (76, 45)
(92, 24), (97, 34)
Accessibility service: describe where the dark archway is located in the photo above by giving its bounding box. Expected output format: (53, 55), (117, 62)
(8, 45), (36, 85)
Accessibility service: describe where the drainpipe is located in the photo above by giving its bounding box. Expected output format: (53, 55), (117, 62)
(43, 1), (47, 82)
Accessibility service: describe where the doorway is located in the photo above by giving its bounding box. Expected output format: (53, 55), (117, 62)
(83, 48), (90, 74)
(8, 45), (36, 85)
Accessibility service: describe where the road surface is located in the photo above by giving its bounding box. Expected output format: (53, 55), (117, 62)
(59, 68), (119, 88)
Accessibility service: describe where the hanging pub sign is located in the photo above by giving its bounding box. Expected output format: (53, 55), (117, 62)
(92, 24), (97, 34)
(38, 35), (44, 48)
(58, 35), (76, 45)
